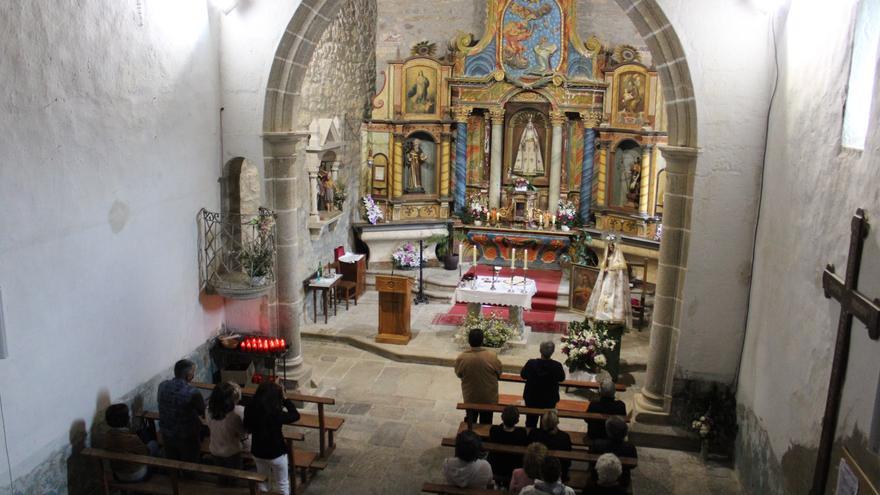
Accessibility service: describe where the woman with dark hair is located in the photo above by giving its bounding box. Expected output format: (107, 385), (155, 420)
(244, 380), (300, 495)
(527, 410), (572, 482)
(442, 430), (494, 489)
(488, 406), (529, 486)
(509, 442), (547, 495)
(206, 382), (249, 478)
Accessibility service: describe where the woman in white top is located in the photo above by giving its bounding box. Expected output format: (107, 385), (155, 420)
(206, 382), (250, 482)
(443, 430), (494, 489)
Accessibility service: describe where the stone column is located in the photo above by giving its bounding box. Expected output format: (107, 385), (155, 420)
(307, 168), (320, 222)
(453, 106), (472, 212)
(393, 133), (405, 198)
(488, 107), (505, 209)
(548, 110), (566, 215)
(579, 113), (600, 223)
(596, 141), (609, 207)
(440, 132), (451, 198)
(263, 131), (312, 386)
(639, 145), (653, 216)
(635, 145), (698, 416)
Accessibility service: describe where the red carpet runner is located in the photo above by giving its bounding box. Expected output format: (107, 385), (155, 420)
(433, 266), (568, 333)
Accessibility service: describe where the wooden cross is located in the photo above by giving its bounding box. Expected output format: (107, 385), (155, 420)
(811, 208), (880, 495)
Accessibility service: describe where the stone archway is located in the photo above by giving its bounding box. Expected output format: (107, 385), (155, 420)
(264, 0), (699, 415)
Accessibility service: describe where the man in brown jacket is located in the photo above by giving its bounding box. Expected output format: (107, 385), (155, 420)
(454, 328), (503, 424)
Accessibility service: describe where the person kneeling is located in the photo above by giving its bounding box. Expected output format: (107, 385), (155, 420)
(518, 457), (575, 495)
(443, 430), (494, 489)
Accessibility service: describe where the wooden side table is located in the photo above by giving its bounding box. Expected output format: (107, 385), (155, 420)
(309, 274), (342, 324)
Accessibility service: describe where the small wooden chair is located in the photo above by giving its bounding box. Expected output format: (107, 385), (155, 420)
(628, 258), (655, 331)
(330, 261), (358, 309)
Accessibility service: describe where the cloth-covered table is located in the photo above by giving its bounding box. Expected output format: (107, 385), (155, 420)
(453, 275), (538, 337)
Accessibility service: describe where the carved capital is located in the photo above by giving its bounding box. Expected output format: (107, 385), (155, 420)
(489, 107), (506, 124)
(452, 106), (473, 123)
(549, 110), (567, 127)
(597, 140), (611, 150)
(578, 111), (603, 128)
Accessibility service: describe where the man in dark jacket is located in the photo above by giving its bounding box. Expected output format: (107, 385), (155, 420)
(586, 379), (627, 439)
(519, 341), (566, 428)
(157, 359), (205, 463)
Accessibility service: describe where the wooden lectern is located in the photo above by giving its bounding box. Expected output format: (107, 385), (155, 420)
(375, 275), (412, 345)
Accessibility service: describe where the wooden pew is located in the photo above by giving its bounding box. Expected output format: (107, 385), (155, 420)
(439, 437), (638, 468)
(421, 482), (505, 494)
(499, 373), (627, 392)
(192, 381), (343, 458)
(496, 394), (590, 413)
(456, 402), (629, 425)
(82, 447), (272, 495)
(138, 411), (320, 487)
(456, 422), (592, 449)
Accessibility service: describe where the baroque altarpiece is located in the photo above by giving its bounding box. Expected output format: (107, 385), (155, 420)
(362, 0), (668, 243)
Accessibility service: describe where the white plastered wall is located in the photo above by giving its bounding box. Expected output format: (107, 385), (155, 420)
(0, 0), (224, 486)
(736, 0), (880, 492)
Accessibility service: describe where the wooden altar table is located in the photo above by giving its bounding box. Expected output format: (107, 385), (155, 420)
(453, 275), (537, 337)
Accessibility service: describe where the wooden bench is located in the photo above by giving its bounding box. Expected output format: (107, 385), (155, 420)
(421, 482), (505, 494)
(499, 373), (627, 392)
(456, 422), (592, 449)
(497, 394), (590, 413)
(192, 382), (343, 458)
(456, 402), (629, 427)
(139, 411), (322, 487)
(82, 447), (272, 495)
(439, 437), (638, 468)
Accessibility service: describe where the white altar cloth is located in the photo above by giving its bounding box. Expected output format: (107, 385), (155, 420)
(453, 276), (537, 309)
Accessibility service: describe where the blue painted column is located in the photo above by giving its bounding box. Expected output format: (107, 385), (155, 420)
(453, 107), (471, 213)
(580, 124), (596, 223)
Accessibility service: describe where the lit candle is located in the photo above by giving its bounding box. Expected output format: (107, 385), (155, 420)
(524, 249), (528, 271)
(551, 215), (556, 228)
(511, 248), (516, 269)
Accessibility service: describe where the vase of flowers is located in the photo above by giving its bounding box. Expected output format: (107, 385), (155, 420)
(556, 199), (577, 230)
(691, 414), (714, 462)
(513, 176), (531, 192)
(362, 195), (384, 225)
(560, 319), (620, 376)
(461, 196), (488, 226)
(453, 312), (515, 350)
(391, 242), (423, 269)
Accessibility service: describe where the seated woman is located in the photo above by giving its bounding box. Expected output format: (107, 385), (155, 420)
(509, 442), (547, 495)
(206, 382), (250, 480)
(586, 379), (627, 440)
(103, 403), (159, 483)
(592, 454), (628, 494)
(591, 416), (637, 486)
(488, 406), (529, 486)
(518, 457), (575, 495)
(527, 410), (572, 481)
(443, 430), (494, 489)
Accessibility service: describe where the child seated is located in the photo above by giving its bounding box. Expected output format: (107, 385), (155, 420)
(103, 403), (159, 482)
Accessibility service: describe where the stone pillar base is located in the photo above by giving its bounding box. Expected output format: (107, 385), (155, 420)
(634, 389), (672, 419)
(279, 356), (313, 390)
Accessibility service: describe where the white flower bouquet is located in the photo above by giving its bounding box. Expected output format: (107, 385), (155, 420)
(559, 319), (617, 373)
(362, 195), (384, 225)
(391, 242), (423, 269)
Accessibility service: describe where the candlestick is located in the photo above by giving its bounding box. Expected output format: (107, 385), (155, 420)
(510, 248), (516, 269)
(524, 249), (528, 271)
(472, 245), (477, 267)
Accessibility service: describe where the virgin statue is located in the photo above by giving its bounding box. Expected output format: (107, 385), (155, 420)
(512, 116), (544, 176)
(584, 241), (633, 328)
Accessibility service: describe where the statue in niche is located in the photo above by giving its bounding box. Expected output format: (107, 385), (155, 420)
(317, 169), (335, 211)
(405, 138), (426, 193)
(512, 116), (545, 176)
(626, 157), (642, 204)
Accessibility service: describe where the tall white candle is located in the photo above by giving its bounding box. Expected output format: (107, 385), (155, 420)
(472, 245), (477, 266)
(510, 248), (516, 269)
(459, 242), (463, 258)
(524, 249), (528, 271)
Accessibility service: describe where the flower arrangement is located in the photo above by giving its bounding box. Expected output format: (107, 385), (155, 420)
(691, 415), (713, 439)
(560, 319), (617, 372)
(391, 242), (424, 269)
(461, 194), (488, 224)
(333, 183), (347, 211)
(362, 195), (383, 225)
(239, 214), (276, 282)
(453, 312), (516, 349)
(556, 199), (578, 228)
(513, 176), (531, 192)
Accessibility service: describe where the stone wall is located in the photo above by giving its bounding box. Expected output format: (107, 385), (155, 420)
(735, 1), (880, 493)
(296, 0), (378, 319)
(0, 1), (225, 493)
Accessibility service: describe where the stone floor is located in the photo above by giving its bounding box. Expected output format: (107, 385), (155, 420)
(293, 340), (742, 495)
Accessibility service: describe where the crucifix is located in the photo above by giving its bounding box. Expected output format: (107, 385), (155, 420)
(811, 208), (880, 495)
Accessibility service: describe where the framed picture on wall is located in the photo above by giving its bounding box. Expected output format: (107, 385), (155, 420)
(373, 165), (386, 182)
(569, 263), (600, 313)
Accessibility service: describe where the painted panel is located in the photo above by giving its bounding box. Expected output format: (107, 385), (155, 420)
(500, 0), (563, 79)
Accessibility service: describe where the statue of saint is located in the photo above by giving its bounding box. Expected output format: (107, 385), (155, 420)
(318, 170), (335, 211)
(512, 116), (544, 177)
(405, 139), (426, 192)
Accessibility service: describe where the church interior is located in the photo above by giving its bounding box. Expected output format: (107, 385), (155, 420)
(1, 0), (879, 493)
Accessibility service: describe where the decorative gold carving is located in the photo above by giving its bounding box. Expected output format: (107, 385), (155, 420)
(585, 36), (602, 55)
(612, 44), (641, 65)
(492, 70), (505, 82)
(420, 205), (439, 217)
(489, 107), (506, 124)
(411, 41), (437, 57)
(452, 106), (473, 123)
(579, 111), (603, 128)
(551, 75), (564, 87)
(510, 91), (547, 103)
(393, 137), (404, 198)
(549, 110), (567, 127)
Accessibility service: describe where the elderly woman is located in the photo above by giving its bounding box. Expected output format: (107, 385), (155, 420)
(586, 379), (627, 440)
(592, 416), (637, 486)
(518, 457), (575, 495)
(527, 410), (572, 481)
(509, 442), (547, 495)
(592, 454), (628, 494)
(443, 430), (494, 489)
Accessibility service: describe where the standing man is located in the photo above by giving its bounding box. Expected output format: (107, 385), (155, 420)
(455, 328), (503, 424)
(158, 359), (205, 463)
(520, 341), (566, 428)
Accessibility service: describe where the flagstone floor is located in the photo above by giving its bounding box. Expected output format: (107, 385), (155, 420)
(294, 340), (743, 495)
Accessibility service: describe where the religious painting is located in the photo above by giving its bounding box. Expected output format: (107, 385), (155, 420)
(404, 133), (436, 195)
(403, 65), (437, 115)
(610, 140), (641, 209)
(611, 65), (649, 127)
(504, 108), (550, 181)
(466, 114), (486, 185)
(500, 0), (563, 79)
(570, 264), (599, 313)
(372, 154), (387, 183)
